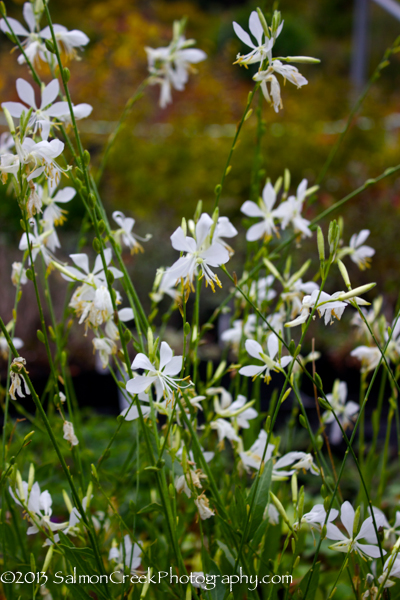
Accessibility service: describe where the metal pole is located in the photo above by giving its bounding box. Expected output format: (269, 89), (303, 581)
(351, 0), (370, 91)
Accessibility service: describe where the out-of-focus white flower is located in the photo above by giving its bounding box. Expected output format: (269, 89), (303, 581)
(92, 337), (117, 369)
(126, 341), (188, 403)
(0, 132), (14, 155)
(220, 314), (257, 350)
(109, 535), (142, 572)
(349, 230), (375, 270)
(327, 501), (386, 559)
(351, 346), (382, 373)
(146, 23), (206, 108)
(210, 418), (240, 444)
(239, 429), (270, 471)
(9, 356), (30, 400)
(378, 554), (400, 588)
(369, 507), (400, 544)
(239, 335), (292, 383)
(40, 25), (89, 61)
(112, 211), (151, 254)
(175, 469), (204, 498)
(11, 262), (28, 286)
(249, 275), (276, 304)
(274, 179), (312, 238)
(241, 182), (279, 241)
(0, 328), (23, 360)
(233, 11), (275, 66)
(323, 380), (359, 444)
(166, 213), (230, 292)
(0, 3), (46, 66)
(194, 493), (215, 520)
(63, 421), (79, 446)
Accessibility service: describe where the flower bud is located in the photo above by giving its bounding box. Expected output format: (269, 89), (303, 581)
(256, 7), (270, 38)
(63, 67), (71, 83)
(92, 238), (101, 254)
(284, 168), (291, 193)
(3, 107), (15, 134)
(337, 259), (351, 289)
(42, 545), (53, 572)
(44, 39), (56, 54)
(317, 226), (325, 263)
(83, 150), (91, 165)
(0, 2), (6, 17)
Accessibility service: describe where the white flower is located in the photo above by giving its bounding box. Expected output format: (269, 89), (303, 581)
(273, 179), (312, 238)
(350, 346), (381, 373)
(194, 493), (215, 520)
(281, 277), (319, 319)
(295, 504), (338, 534)
(62, 249), (123, 287)
(119, 390), (152, 422)
(11, 262), (28, 286)
(175, 469), (204, 498)
(249, 275), (276, 304)
(239, 429), (270, 471)
(166, 213), (230, 292)
(9, 356), (30, 400)
(266, 504), (280, 525)
(112, 211), (151, 254)
(326, 501), (386, 559)
(126, 341), (188, 403)
(233, 11), (275, 65)
(254, 60), (308, 112)
(241, 182), (279, 241)
(323, 380), (359, 444)
(0, 132), (14, 155)
(63, 421), (79, 446)
(146, 30), (206, 108)
(210, 418), (240, 444)
(0, 329), (23, 360)
(109, 535), (142, 572)
(369, 507), (400, 544)
(40, 182), (76, 252)
(349, 230), (375, 270)
(213, 216), (238, 255)
(220, 314), (257, 350)
(285, 452), (319, 475)
(285, 289), (348, 328)
(378, 554), (400, 588)
(40, 25), (89, 61)
(18, 137), (64, 182)
(10, 478), (68, 535)
(92, 337), (117, 369)
(239, 335), (292, 384)
(0, 3), (46, 66)
(2, 78), (70, 141)
(206, 387), (257, 429)
(42, 180), (76, 226)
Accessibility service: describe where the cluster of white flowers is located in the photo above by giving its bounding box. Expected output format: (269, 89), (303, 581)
(233, 10), (319, 112)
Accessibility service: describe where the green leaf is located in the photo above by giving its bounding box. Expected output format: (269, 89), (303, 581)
(298, 562), (320, 600)
(246, 459), (273, 542)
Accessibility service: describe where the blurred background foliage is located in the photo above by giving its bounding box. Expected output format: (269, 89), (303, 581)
(1, 0), (400, 374)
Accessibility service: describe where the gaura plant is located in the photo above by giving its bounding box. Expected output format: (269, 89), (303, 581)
(1, 2), (400, 599)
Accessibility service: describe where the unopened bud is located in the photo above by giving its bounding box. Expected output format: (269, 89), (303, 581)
(256, 7), (270, 38)
(44, 39), (56, 54)
(3, 107), (15, 134)
(337, 259), (351, 289)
